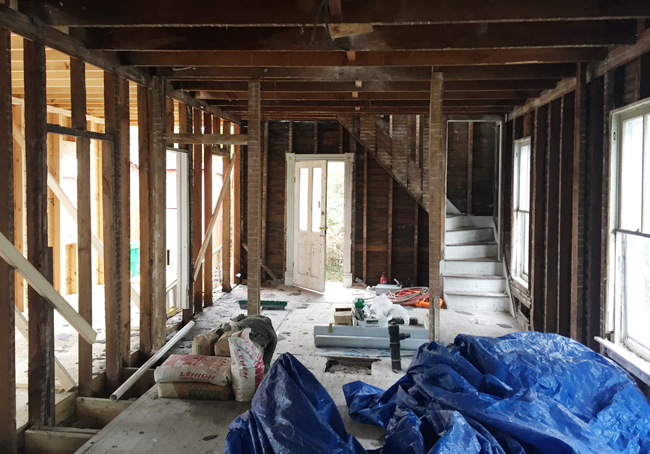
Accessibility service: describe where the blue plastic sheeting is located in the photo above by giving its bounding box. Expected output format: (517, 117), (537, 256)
(225, 333), (650, 453)
(345, 332), (650, 454)
(225, 353), (367, 454)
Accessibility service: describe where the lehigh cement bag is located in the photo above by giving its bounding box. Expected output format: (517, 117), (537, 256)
(157, 382), (233, 401)
(154, 354), (232, 387)
(214, 331), (237, 357)
(228, 329), (264, 402)
(192, 331), (221, 356)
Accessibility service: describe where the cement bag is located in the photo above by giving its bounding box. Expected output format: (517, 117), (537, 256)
(154, 354), (232, 387)
(158, 382), (233, 401)
(229, 328), (265, 402)
(214, 330), (236, 357)
(192, 330), (220, 356)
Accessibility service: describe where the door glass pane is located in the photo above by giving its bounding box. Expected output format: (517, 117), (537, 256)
(519, 144), (531, 211)
(620, 117), (644, 231)
(624, 234), (650, 352)
(312, 167), (322, 232)
(299, 168), (309, 231)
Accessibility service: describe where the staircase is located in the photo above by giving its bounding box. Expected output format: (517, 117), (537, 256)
(442, 214), (511, 312)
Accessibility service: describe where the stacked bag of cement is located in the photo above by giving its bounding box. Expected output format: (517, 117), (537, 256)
(154, 315), (277, 402)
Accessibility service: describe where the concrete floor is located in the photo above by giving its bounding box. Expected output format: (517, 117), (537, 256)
(76, 281), (522, 452)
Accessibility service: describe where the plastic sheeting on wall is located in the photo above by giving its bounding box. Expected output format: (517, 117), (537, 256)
(226, 332), (650, 453)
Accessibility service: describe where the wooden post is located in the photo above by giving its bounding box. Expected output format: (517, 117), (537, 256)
(192, 109), (203, 314)
(261, 121), (268, 279)
(222, 121), (232, 292)
(203, 112), (213, 308)
(233, 122), (241, 284)
(467, 122), (474, 215)
(530, 106), (547, 333)
(47, 113), (61, 292)
(428, 71), (444, 342)
(150, 76), (167, 350)
(571, 63), (587, 343)
(362, 149), (368, 283)
(25, 38), (55, 426)
(0, 28), (16, 454)
(179, 103), (193, 325)
(71, 58), (93, 396)
(137, 85), (153, 356)
(119, 78), (131, 365)
(103, 71), (122, 393)
(545, 99), (561, 334)
(13, 105), (25, 313)
(247, 79), (262, 315)
(387, 177), (393, 282)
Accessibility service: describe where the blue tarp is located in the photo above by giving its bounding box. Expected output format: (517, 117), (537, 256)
(225, 332), (650, 453)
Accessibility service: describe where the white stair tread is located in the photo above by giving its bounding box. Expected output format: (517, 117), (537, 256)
(443, 274), (504, 280)
(445, 257), (499, 262)
(446, 226), (493, 232)
(445, 290), (509, 298)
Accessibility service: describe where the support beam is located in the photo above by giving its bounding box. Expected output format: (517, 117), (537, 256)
(203, 112), (213, 308)
(47, 113), (61, 293)
(247, 79), (262, 315)
(25, 37), (55, 427)
(46, 124), (113, 142)
(13, 105), (25, 313)
(0, 27), (16, 454)
(530, 106), (547, 332)
(102, 71), (122, 393)
(33, 1), (650, 26)
(222, 123), (232, 292)
(232, 123), (241, 285)
(150, 76), (167, 350)
(428, 71), (444, 342)
(71, 57), (93, 396)
(124, 48), (606, 67)
(137, 84), (152, 355)
(164, 133), (247, 145)
(118, 77), (131, 366)
(179, 103), (193, 325)
(192, 109), (203, 314)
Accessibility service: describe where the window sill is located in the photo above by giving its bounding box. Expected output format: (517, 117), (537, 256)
(595, 337), (650, 387)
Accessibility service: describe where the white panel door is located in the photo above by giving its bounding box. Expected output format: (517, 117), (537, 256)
(294, 160), (327, 292)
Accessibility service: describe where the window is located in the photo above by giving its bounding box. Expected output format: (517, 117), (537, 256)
(513, 138), (531, 284)
(610, 102), (650, 361)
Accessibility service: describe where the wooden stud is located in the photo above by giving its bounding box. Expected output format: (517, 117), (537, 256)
(150, 76), (167, 350)
(13, 105), (25, 312)
(203, 112), (213, 308)
(25, 37), (55, 427)
(261, 121), (268, 278)
(137, 84), (153, 355)
(232, 123), (241, 285)
(571, 63), (587, 343)
(545, 99), (561, 334)
(119, 77), (131, 365)
(71, 57), (93, 396)
(179, 103), (193, 325)
(247, 79), (262, 315)
(0, 28), (16, 454)
(428, 71), (444, 342)
(47, 113), (61, 292)
(530, 106), (547, 332)
(363, 148), (368, 283)
(413, 203), (419, 285)
(192, 109), (203, 314)
(387, 177), (393, 282)
(102, 71), (122, 393)
(467, 121), (474, 215)
(222, 120), (232, 292)
(314, 120), (318, 154)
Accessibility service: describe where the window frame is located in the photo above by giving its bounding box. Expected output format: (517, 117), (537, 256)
(609, 99), (650, 363)
(512, 137), (531, 286)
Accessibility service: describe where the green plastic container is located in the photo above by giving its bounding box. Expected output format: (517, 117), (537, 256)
(129, 241), (140, 278)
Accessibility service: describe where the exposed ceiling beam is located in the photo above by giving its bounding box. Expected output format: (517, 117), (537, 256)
(194, 90), (541, 101)
(160, 64), (577, 81)
(219, 106), (515, 115)
(172, 80), (559, 92)
(27, 0), (650, 27)
(85, 21), (636, 51)
(122, 48), (607, 67)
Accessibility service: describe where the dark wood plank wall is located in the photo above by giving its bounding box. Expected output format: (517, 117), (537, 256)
(505, 49), (650, 348)
(472, 122), (497, 216)
(446, 122), (469, 213)
(238, 119), (429, 286)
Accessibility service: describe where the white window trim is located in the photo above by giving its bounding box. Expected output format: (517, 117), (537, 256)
(607, 98), (650, 366)
(512, 137), (531, 287)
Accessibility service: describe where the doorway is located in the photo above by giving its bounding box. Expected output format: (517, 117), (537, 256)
(285, 153), (354, 291)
